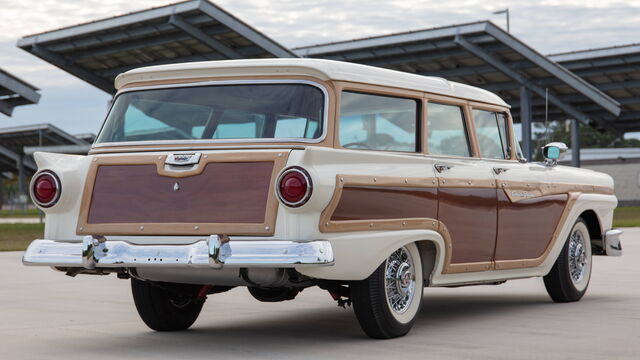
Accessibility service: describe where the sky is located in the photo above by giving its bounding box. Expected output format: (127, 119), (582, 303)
(1, 0), (640, 138)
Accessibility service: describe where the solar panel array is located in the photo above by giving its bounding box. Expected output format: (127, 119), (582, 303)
(550, 44), (640, 133)
(17, 0), (296, 94)
(0, 68), (40, 117)
(294, 21), (622, 133)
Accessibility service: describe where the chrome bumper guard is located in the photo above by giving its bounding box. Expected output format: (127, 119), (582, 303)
(604, 229), (623, 256)
(23, 235), (334, 269)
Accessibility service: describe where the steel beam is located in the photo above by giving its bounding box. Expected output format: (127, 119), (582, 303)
(198, 0), (295, 58)
(169, 14), (242, 59)
(484, 23), (620, 116)
(293, 21), (489, 57)
(571, 119), (580, 167)
(0, 145), (37, 171)
(454, 34), (617, 134)
(520, 86), (533, 161)
(29, 45), (115, 94)
(0, 100), (14, 117)
(0, 71), (40, 104)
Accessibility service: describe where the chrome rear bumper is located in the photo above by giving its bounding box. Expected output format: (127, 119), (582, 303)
(23, 235), (334, 269)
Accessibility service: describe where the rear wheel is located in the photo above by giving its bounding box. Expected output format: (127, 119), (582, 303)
(131, 278), (204, 331)
(543, 218), (592, 302)
(351, 243), (423, 339)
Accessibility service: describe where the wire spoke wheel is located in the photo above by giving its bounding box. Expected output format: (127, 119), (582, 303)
(568, 229), (588, 284)
(384, 247), (416, 314)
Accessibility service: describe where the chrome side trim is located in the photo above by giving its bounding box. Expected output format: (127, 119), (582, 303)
(604, 229), (623, 256)
(92, 79), (330, 148)
(23, 237), (335, 268)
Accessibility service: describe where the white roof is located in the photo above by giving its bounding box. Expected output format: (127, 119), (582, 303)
(115, 59), (509, 107)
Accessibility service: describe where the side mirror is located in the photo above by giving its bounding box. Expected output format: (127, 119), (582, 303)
(542, 142), (567, 166)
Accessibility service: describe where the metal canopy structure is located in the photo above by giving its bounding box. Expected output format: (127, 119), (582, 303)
(0, 124), (88, 194)
(294, 21), (621, 160)
(17, 0), (296, 94)
(550, 44), (640, 133)
(0, 68), (40, 117)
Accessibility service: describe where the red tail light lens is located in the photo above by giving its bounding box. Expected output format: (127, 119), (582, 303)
(30, 171), (61, 207)
(277, 167), (312, 207)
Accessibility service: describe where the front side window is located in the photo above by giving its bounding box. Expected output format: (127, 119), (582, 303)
(96, 83), (324, 143)
(426, 102), (470, 157)
(339, 91), (419, 152)
(473, 109), (510, 159)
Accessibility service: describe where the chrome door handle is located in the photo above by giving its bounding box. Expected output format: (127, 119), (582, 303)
(434, 164), (453, 173)
(493, 167), (509, 175)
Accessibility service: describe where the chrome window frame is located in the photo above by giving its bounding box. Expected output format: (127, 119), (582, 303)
(92, 79), (330, 148)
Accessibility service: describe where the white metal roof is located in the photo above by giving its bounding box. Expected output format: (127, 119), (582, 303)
(114, 58), (509, 106)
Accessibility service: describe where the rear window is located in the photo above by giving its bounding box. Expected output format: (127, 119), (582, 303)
(96, 83), (325, 144)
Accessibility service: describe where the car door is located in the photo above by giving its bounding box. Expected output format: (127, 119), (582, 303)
(426, 99), (498, 272)
(469, 106), (568, 270)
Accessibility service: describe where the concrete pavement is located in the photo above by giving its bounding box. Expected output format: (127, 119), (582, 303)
(0, 229), (639, 359)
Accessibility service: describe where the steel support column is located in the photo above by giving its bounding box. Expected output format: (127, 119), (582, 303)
(520, 86), (533, 161)
(16, 153), (26, 198)
(571, 119), (580, 167)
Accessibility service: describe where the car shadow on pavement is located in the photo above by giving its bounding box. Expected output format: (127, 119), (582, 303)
(68, 291), (609, 358)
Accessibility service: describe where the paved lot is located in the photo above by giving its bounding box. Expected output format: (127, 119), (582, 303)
(1, 229), (639, 360)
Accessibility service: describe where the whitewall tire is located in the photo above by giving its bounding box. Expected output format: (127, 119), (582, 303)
(543, 218), (592, 302)
(350, 243), (424, 339)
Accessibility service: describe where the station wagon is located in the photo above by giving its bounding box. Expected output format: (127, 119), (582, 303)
(23, 59), (622, 338)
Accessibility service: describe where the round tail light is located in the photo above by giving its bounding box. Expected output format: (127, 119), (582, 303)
(276, 167), (312, 207)
(30, 171), (61, 208)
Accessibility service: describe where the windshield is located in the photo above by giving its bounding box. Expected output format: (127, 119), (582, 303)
(96, 83), (325, 144)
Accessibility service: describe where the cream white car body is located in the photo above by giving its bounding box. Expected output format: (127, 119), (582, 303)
(25, 59), (619, 288)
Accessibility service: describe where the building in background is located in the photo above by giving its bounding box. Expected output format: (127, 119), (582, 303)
(562, 148), (640, 206)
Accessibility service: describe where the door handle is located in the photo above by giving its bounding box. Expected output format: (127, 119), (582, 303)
(434, 164), (453, 173)
(493, 167), (509, 175)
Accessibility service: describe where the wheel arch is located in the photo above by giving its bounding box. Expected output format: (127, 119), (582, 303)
(416, 240), (439, 286)
(579, 209), (604, 253)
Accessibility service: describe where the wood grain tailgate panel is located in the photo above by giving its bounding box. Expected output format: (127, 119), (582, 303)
(88, 162), (273, 224)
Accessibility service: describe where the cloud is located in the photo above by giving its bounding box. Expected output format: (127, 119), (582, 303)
(1, 0), (639, 134)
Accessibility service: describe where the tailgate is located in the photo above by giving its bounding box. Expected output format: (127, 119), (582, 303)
(77, 151), (288, 236)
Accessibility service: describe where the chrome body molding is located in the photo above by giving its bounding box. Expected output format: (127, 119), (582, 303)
(23, 235), (335, 269)
(604, 229), (623, 256)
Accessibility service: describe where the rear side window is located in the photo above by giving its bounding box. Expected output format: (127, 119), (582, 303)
(473, 110), (510, 159)
(339, 92), (419, 152)
(426, 102), (470, 157)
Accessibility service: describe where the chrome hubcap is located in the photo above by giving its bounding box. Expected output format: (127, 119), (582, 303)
(385, 247), (416, 314)
(568, 229), (588, 283)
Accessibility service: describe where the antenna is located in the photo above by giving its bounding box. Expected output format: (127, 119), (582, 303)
(545, 88), (550, 144)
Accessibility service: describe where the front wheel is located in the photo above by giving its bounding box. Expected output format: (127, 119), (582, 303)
(350, 243), (424, 339)
(543, 218), (592, 302)
(131, 278), (204, 331)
